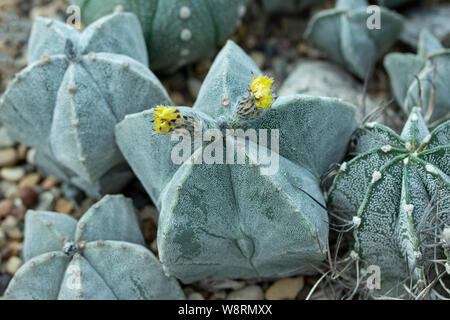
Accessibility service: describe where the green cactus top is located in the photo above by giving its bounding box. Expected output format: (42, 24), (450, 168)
(304, 0), (404, 80)
(116, 40), (358, 283)
(4, 195), (184, 300)
(72, 0), (248, 72)
(384, 30), (450, 126)
(328, 108), (450, 294)
(0, 12), (171, 198)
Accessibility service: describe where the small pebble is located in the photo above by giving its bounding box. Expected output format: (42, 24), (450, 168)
(1, 215), (18, 231)
(227, 285), (264, 300)
(210, 279), (246, 291)
(55, 198), (75, 214)
(26, 148), (36, 165)
(0, 167), (25, 182)
(265, 277), (304, 300)
(41, 176), (59, 190)
(210, 291), (227, 300)
(0, 180), (18, 198)
(188, 292), (205, 300)
(139, 205), (159, 224)
(250, 51), (266, 69)
(18, 173), (41, 188)
(6, 227), (22, 240)
(5, 256), (23, 275)
(0, 148), (18, 167)
(0, 229), (6, 248)
(19, 186), (38, 208)
(17, 144), (28, 160)
(0, 199), (15, 218)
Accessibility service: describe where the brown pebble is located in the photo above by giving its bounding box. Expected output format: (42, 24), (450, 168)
(17, 144), (28, 161)
(55, 198), (75, 214)
(0, 200), (15, 218)
(19, 173), (41, 189)
(41, 176), (59, 190)
(19, 187), (38, 208)
(12, 205), (26, 221)
(0, 148), (18, 167)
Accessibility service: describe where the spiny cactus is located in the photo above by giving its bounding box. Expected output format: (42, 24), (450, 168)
(328, 108), (450, 295)
(0, 12), (171, 198)
(4, 195), (184, 300)
(384, 30), (450, 126)
(304, 0), (404, 80)
(71, 0), (248, 72)
(262, 0), (326, 13)
(115, 40), (358, 283)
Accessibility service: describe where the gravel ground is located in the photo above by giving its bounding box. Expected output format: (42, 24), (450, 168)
(0, 0), (448, 300)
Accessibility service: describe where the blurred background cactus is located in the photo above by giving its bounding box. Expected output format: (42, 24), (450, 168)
(4, 195), (184, 299)
(71, 0), (248, 72)
(0, 12), (171, 198)
(384, 30), (450, 127)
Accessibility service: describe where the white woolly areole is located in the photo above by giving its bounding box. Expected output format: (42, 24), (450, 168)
(340, 162), (348, 172)
(366, 122), (377, 128)
(403, 157), (409, 165)
(411, 113), (418, 121)
(423, 134), (431, 144)
(412, 152), (418, 158)
(443, 227), (450, 246)
(446, 263), (450, 275)
(413, 251), (422, 260)
(179, 6), (191, 19)
(350, 251), (359, 261)
(352, 216), (361, 228)
(404, 204), (414, 216)
(381, 145), (392, 153)
(426, 164), (438, 174)
(405, 142), (413, 151)
(180, 28), (192, 41)
(371, 171), (382, 183)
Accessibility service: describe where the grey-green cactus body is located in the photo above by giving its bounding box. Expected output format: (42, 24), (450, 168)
(115, 40), (358, 283)
(304, 0), (404, 80)
(0, 12), (171, 198)
(328, 108), (450, 294)
(384, 30), (450, 125)
(72, 0), (248, 72)
(4, 195), (184, 300)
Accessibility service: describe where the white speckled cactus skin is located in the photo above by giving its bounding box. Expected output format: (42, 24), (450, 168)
(72, 0), (248, 72)
(328, 108), (450, 294)
(0, 12), (171, 198)
(304, 0), (404, 80)
(115, 40), (358, 283)
(4, 195), (185, 300)
(384, 30), (450, 125)
(262, 0), (325, 13)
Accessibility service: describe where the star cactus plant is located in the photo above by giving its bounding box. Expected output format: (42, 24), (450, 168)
(384, 30), (450, 126)
(304, 0), (404, 80)
(328, 108), (450, 294)
(4, 195), (184, 300)
(115, 40), (358, 283)
(0, 12), (171, 198)
(71, 0), (248, 72)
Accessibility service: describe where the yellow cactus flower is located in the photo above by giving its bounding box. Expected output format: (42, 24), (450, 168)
(152, 106), (182, 135)
(249, 74), (274, 109)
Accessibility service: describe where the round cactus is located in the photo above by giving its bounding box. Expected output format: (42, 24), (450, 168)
(304, 0), (404, 80)
(4, 195), (184, 300)
(384, 30), (450, 126)
(115, 40), (358, 283)
(328, 108), (450, 294)
(0, 12), (171, 198)
(72, 0), (248, 72)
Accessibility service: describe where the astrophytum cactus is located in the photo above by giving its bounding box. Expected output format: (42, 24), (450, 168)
(115, 40), (358, 283)
(384, 30), (450, 126)
(0, 12), (171, 198)
(328, 108), (450, 294)
(72, 0), (248, 72)
(262, 0), (325, 13)
(4, 195), (184, 300)
(304, 0), (404, 80)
